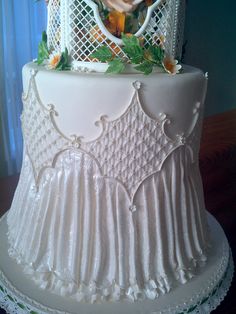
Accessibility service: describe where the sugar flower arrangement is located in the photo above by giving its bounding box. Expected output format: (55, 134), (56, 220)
(95, 0), (154, 37)
(91, 33), (182, 75)
(37, 31), (70, 70)
(36, 0), (182, 75)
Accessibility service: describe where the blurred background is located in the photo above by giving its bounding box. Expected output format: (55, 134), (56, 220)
(184, 1), (236, 116)
(0, 0), (47, 178)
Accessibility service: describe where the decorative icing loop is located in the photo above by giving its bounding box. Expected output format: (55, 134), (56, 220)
(30, 68), (38, 77)
(129, 205), (137, 213)
(21, 74), (202, 202)
(48, 104), (58, 115)
(176, 133), (186, 145)
(133, 81), (141, 90)
(71, 135), (82, 148)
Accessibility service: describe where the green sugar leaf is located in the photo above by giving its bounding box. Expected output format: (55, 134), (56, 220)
(37, 31), (49, 65)
(106, 58), (125, 74)
(134, 61), (154, 75)
(187, 305), (198, 313)
(200, 296), (209, 305)
(17, 303), (26, 309)
(121, 33), (144, 64)
(42, 30), (47, 44)
(55, 48), (71, 71)
(123, 45), (143, 64)
(121, 33), (140, 47)
(7, 294), (14, 302)
(124, 15), (133, 34)
(146, 46), (164, 65)
(90, 46), (113, 62)
(37, 41), (49, 65)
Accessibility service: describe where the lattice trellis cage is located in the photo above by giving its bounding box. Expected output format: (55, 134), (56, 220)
(47, 0), (186, 69)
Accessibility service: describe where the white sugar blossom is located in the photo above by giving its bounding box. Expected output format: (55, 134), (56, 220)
(162, 56), (182, 75)
(48, 51), (61, 69)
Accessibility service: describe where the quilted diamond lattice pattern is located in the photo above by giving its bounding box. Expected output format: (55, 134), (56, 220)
(21, 76), (69, 181)
(22, 74), (200, 201)
(82, 90), (180, 200)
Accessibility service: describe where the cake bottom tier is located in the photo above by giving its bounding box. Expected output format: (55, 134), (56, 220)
(0, 213), (233, 314)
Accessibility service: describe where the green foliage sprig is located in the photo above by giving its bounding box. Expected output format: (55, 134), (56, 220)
(37, 31), (49, 65)
(91, 33), (166, 75)
(37, 31), (71, 71)
(55, 48), (71, 71)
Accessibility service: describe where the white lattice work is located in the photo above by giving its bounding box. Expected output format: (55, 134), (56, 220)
(47, 0), (186, 66)
(47, 0), (61, 52)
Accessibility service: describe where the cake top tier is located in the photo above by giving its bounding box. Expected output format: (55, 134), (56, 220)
(46, 0), (185, 70)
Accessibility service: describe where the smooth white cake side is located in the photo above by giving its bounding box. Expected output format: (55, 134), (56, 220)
(22, 63), (207, 141)
(7, 63), (210, 303)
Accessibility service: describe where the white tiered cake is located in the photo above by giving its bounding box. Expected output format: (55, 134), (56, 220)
(0, 0), (233, 313)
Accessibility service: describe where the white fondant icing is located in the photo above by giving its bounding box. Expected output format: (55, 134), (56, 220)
(1, 214), (234, 313)
(8, 147), (209, 302)
(21, 67), (204, 201)
(22, 63), (207, 142)
(7, 63), (210, 302)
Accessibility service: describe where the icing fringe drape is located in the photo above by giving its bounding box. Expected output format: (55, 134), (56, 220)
(8, 147), (209, 302)
(0, 0), (46, 177)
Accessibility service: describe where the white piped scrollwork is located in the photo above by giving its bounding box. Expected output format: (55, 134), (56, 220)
(21, 72), (202, 203)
